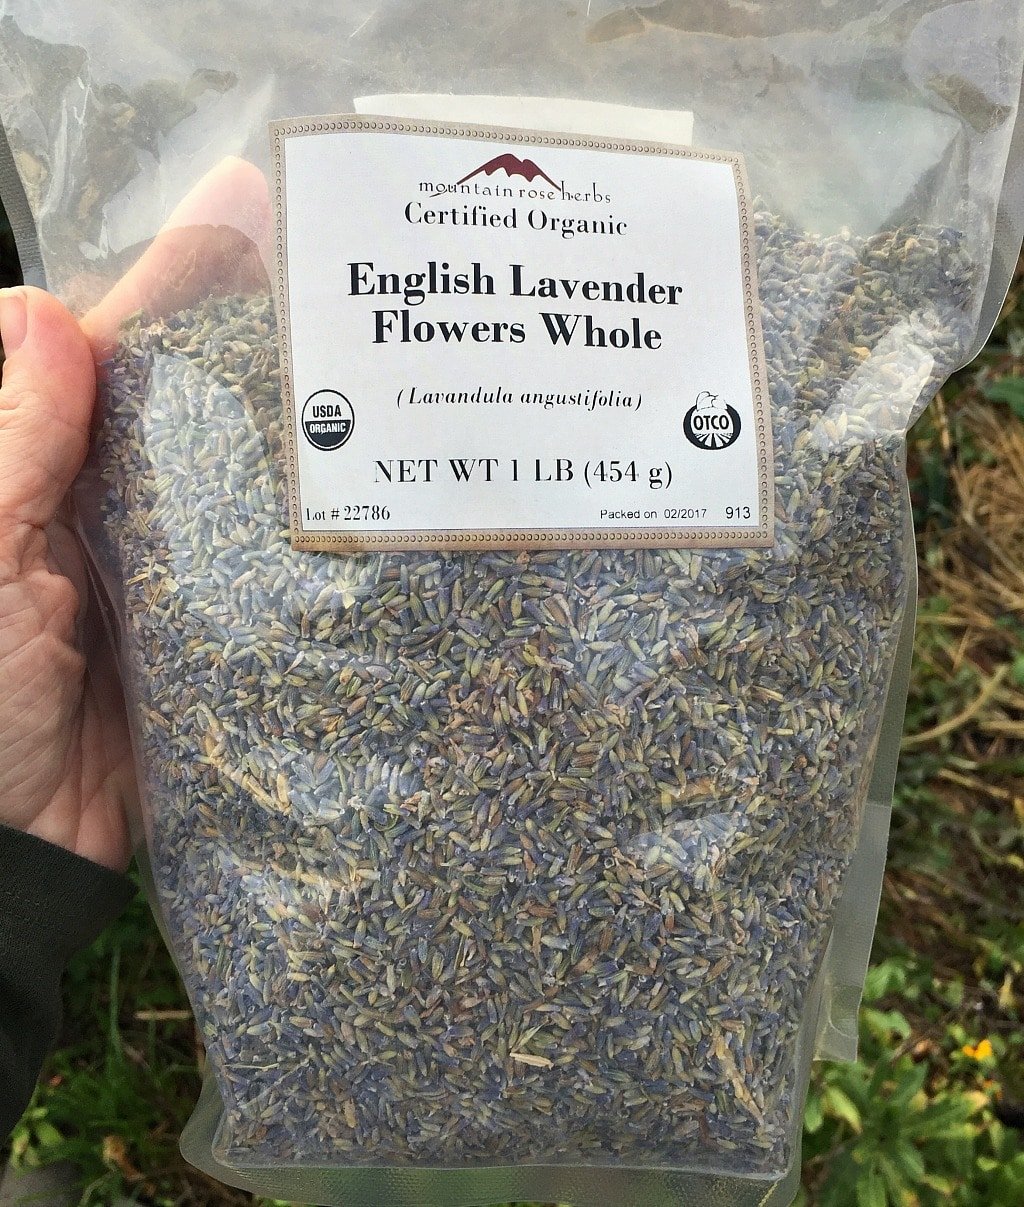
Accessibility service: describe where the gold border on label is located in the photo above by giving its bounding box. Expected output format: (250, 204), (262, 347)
(270, 115), (775, 552)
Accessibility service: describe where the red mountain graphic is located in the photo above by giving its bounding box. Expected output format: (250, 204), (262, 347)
(455, 153), (561, 190)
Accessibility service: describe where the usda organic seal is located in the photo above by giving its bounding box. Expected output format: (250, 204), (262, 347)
(683, 391), (741, 451)
(302, 389), (355, 451)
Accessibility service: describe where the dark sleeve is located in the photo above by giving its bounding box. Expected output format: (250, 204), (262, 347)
(0, 823), (135, 1138)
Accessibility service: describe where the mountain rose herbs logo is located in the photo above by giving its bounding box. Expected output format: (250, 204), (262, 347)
(425, 150), (610, 204)
(454, 153), (561, 191)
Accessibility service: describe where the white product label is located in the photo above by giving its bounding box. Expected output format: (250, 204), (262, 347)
(271, 116), (772, 551)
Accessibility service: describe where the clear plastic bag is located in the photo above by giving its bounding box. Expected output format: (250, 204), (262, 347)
(1, 3), (1022, 1205)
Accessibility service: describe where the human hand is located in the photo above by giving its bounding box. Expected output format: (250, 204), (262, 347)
(0, 157), (271, 872)
(0, 286), (133, 869)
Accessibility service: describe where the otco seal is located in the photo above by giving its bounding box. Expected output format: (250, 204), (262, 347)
(683, 391), (741, 450)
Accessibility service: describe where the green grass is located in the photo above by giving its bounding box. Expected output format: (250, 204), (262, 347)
(2, 253), (1023, 1205)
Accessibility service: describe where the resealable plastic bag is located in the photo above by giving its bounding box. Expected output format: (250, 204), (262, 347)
(1, 3), (1023, 1205)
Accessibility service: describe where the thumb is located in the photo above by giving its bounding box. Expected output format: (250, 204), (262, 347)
(0, 287), (96, 547)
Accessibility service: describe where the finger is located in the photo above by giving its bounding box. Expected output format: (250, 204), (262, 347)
(81, 156), (272, 363)
(0, 286), (96, 544)
(163, 153), (272, 250)
(46, 508), (91, 641)
(77, 569), (137, 870)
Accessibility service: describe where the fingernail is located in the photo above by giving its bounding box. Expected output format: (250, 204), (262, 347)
(0, 288), (28, 354)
